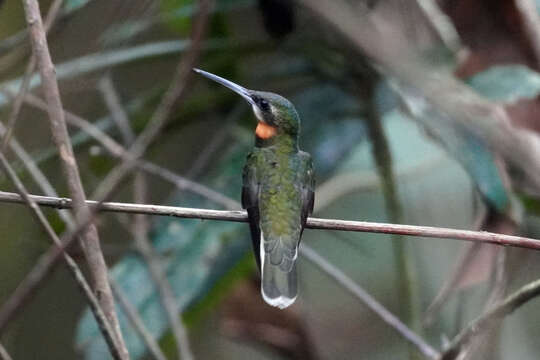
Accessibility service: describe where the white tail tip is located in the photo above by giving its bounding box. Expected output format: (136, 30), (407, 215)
(261, 291), (297, 309)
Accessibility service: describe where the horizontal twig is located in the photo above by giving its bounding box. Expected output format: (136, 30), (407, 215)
(0, 190), (539, 249)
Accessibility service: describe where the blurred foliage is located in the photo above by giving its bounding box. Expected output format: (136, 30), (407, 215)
(466, 65), (540, 103)
(3, 0), (540, 359)
(392, 81), (512, 214)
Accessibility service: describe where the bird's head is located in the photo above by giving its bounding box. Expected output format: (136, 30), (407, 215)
(194, 68), (300, 141)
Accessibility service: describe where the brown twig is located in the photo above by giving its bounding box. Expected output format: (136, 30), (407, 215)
(110, 279), (167, 360)
(301, 245), (440, 359)
(1, 0), (63, 152)
(99, 77), (194, 360)
(0, 190), (539, 250)
(21, 1), (129, 356)
(0, 154), (122, 359)
(441, 277), (540, 360)
(98, 76), (136, 145)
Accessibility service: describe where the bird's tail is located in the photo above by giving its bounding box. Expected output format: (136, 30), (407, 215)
(260, 237), (298, 309)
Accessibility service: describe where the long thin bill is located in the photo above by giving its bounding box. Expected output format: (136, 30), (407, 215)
(193, 68), (255, 105)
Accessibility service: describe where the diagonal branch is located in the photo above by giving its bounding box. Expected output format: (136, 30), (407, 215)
(441, 277), (540, 360)
(0, 190), (539, 250)
(301, 245), (440, 359)
(110, 279), (167, 360)
(21, 0), (128, 356)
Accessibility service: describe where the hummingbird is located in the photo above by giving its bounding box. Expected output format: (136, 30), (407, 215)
(194, 68), (315, 309)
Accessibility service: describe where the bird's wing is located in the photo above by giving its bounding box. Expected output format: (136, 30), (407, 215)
(300, 151), (315, 232)
(242, 152), (262, 270)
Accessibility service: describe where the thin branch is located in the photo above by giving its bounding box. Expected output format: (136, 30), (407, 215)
(1, 190), (539, 250)
(98, 76), (136, 145)
(139, 161), (237, 209)
(301, 245), (440, 359)
(22, 1), (128, 356)
(0, 122), (66, 219)
(100, 76), (193, 360)
(110, 279), (167, 360)
(441, 277), (540, 360)
(185, 102), (244, 179)
(423, 207), (488, 326)
(458, 216), (513, 360)
(0, 343), (13, 360)
(1, 0), (63, 152)
(0, 154), (122, 359)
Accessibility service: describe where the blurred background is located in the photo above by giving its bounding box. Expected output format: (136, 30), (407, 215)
(2, 0), (540, 359)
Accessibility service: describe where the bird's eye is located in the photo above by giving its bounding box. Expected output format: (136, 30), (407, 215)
(259, 99), (270, 111)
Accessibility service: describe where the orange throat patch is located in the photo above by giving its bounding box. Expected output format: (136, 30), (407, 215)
(255, 122), (277, 139)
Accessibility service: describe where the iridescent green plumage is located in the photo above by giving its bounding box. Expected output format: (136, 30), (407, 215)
(194, 69), (315, 309)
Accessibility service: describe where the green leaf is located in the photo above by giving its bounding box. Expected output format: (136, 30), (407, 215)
(466, 65), (540, 102)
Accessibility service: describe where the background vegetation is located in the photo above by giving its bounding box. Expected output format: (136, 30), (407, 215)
(2, 0), (540, 359)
